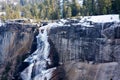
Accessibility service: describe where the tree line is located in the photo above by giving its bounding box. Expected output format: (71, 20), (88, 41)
(82, 0), (120, 16)
(0, 0), (120, 21)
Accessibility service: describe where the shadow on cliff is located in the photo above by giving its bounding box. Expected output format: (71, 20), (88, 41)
(47, 39), (60, 69)
(48, 39), (66, 80)
(13, 29), (39, 80)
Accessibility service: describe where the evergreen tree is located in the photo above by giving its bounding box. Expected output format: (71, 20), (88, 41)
(22, 5), (32, 18)
(41, 9), (46, 19)
(66, 7), (72, 18)
(71, 0), (80, 16)
(2, 0), (119, 20)
(105, 0), (112, 14)
(63, 1), (67, 18)
(112, 0), (120, 15)
(97, 0), (112, 14)
(83, 0), (112, 15)
(82, 0), (88, 16)
(30, 4), (39, 19)
(38, 3), (45, 19)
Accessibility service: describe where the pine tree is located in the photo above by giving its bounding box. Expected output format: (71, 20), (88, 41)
(112, 0), (120, 15)
(30, 4), (39, 19)
(38, 3), (45, 19)
(105, 0), (112, 14)
(63, 2), (67, 18)
(22, 5), (32, 18)
(71, 0), (80, 16)
(82, 0), (89, 16)
(41, 9), (46, 19)
(97, 0), (112, 15)
(66, 7), (72, 18)
(83, 0), (95, 15)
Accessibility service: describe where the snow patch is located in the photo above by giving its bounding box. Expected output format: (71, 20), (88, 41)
(80, 14), (120, 23)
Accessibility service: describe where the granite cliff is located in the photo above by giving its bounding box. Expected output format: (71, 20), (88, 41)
(21, 17), (120, 80)
(0, 15), (120, 80)
(48, 22), (120, 80)
(0, 23), (38, 80)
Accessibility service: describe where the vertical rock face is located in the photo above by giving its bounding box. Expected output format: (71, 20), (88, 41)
(20, 21), (120, 80)
(48, 23), (117, 63)
(1, 19), (119, 80)
(48, 22), (120, 80)
(0, 23), (38, 80)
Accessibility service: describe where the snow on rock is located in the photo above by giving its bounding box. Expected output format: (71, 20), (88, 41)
(80, 14), (120, 23)
(41, 22), (64, 29)
(55, 14), (120, 27)
(59, 19), (68, 24)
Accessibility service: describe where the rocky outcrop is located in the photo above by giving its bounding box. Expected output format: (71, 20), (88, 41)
(1, 20), (119, 80)
(0, 23), (38, 80)
(48, 22), (120, 80)
(48, 23), (117, 63)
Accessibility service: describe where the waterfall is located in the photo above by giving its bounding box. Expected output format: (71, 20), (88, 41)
(21, 25), (54, 80)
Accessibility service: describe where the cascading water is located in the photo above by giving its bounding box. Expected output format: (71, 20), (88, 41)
(21, 25), (56, 80)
